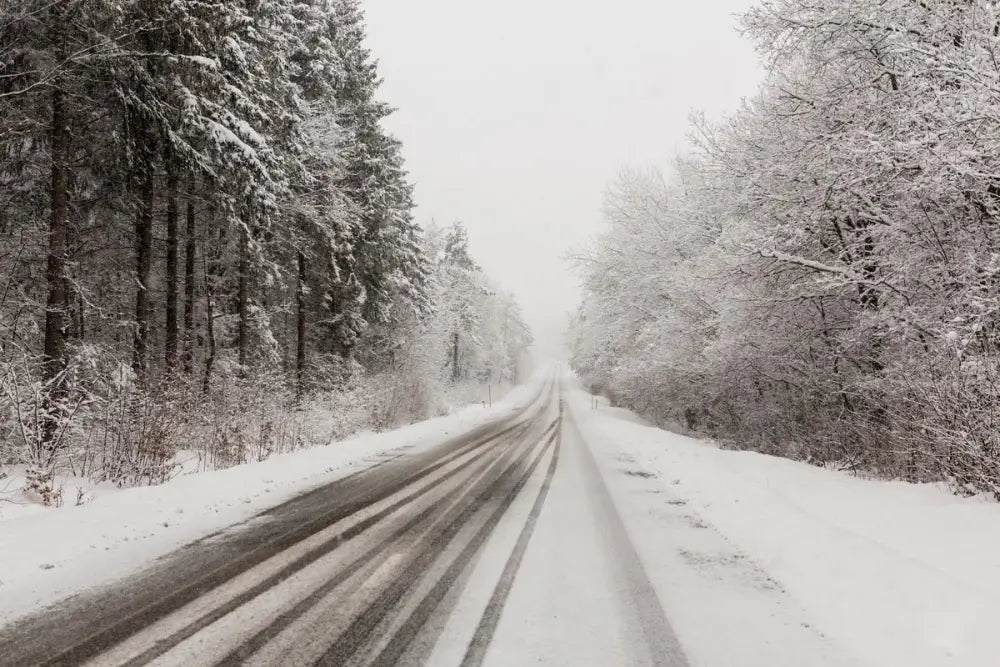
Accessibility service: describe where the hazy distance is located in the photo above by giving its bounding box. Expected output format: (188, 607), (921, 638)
(365, 0), (765, 358)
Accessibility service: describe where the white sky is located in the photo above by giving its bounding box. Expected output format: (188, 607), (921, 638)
(364, 1), (764, 358)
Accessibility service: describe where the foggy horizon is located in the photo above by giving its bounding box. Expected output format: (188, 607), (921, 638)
(364, 0), (765, 357)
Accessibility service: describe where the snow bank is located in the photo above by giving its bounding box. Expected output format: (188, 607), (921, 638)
(0, 373), (545, 625)
(568, 387), (1000, 667)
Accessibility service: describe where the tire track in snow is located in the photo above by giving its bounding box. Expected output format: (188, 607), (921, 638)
(566, 405), (690, 667)
(217, 418), (557, 666)
(316, 421), (560, 666)
(459, 404), (563, 667)
(371, 424), (562, 667)
(123, 419), (535, 667)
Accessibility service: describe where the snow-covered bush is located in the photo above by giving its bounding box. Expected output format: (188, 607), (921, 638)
(23, 467), (59, 506)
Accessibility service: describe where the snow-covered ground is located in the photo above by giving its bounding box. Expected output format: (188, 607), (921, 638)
(0, 374), (544, 625)
(568, 386), (1000, 667)
(5, 371), (994, 667)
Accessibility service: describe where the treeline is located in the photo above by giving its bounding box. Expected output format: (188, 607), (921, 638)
(385, 221), (533, 423)
(0, 1), (530, 494)
(571, 0), (1000, 497)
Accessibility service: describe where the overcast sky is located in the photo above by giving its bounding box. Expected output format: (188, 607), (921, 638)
(364, 1), (764, 358)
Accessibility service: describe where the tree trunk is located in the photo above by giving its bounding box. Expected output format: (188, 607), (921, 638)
(238, 225), (249, 368)
(132, 160), (154, 378)
(452, 330), (460, 382)
(202, 253), (216, 395)
(62, 212), (80, 342)
(164, 155), (179, 371)
(296, 251), (306, 398)
(202, 195), (218, 394)
(42, 80), (69, 452)
(182, 176), (196, 374)
(76, 293), (84, 340)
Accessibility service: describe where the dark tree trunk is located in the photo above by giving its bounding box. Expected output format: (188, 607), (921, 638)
(202, 197), (218, 395)
(296, 251), (306, 398)
(132, 161), (154, 378)
(203, 254), (216, 395)
(63, 274), (77, 341)
(76, 293), (85, 340)
(182, 176), (196, 374)
(62, 212), (79, 342)
(42, 80), (69, 452)
(452, 330), (460, 382)
(164, 155), (179, 371)
(238, 226), (249, 368)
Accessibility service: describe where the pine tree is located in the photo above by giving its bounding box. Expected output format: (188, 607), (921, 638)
(327, 0), (429, 356)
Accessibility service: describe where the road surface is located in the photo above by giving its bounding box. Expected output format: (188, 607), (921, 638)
(0, 376), (687, 666)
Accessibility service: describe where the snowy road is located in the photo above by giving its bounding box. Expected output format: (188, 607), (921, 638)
(0, 376), (687, 666)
